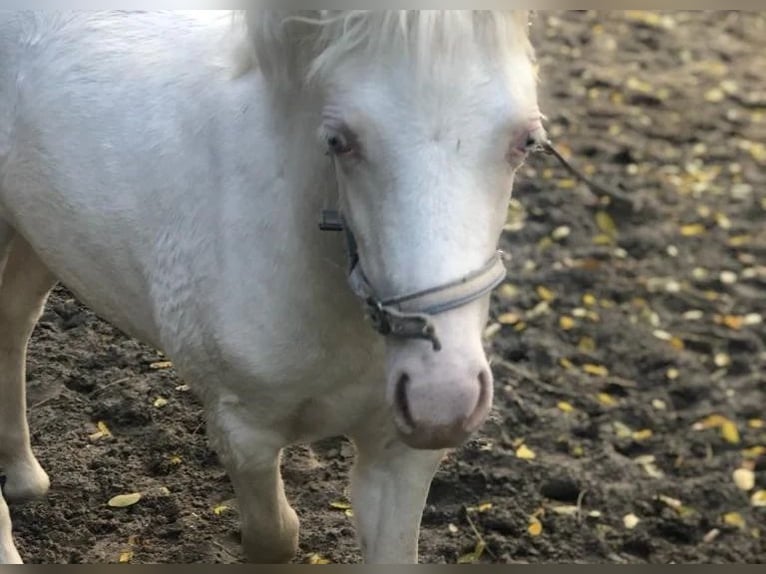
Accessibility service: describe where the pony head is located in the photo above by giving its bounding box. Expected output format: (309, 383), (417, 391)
(247, 10), (542, 449)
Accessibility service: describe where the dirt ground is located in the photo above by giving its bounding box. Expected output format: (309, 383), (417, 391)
(6, 10), (766, 564)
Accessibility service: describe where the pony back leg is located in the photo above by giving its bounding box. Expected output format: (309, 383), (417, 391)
(0, 228), (56, 503)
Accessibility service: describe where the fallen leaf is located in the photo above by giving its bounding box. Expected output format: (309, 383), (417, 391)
(632, 429), (653, 441)
(89, 421), (113, 441)
(516, 444), (536, 460)
(306, 553), (332, 565)
(212, 503), (231, 515)
(559, 358), (574, 370)
(118, 551), (133, 563)
(751, 491), (766, 507)
(721, 421), (740, 444)
(498, 312), (521, 325)
(722, 315), (745, 330)
(108, 492), (142, 508)
(597, 393), (617, 407)
(457, 540), (486, 564)
(582, 294), (597, 307)
(596, 211), (618, 239)
(693, 414), (731, 430)
(733, 468), (755, 491)
(742, 446), (766, 459)
(703, 528), (721, 543)
(748, 419), (764, 429)
(329, 501), (352, 510)
(557, 401), (574, 413)
(578, 336), (596, 352)
(528, 516), (543, 537)
(559, 316), (576, 330)
(149, 361), (173, 370)
(680, 223), (706, 237)
(657, 494), (682, 509)
(723, 512), (746, 529)
(623, 513), (640, 529)
(536, 285), (556, 302)
(153, 397), (168, 408)
(466, 502), (493, 513)
(583, 364), (609, 377)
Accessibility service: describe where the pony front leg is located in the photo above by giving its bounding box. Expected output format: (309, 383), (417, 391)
(350, 427), (444, 563)
(0, 493), (22, 564)
(206, 409), (299, 563)
(0, 235), (56, 503)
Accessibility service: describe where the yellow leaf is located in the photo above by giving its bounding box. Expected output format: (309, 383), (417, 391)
(345, 508), (354, 518)
(669, 337), (685, 351)
(466, 501), (493, 514)
(751, 490), (766, 507)
(168, 455), (182, 465)
(680, 223), (706, 237)
(559, 358), (574, 370)
(632, 429), (653, 441)
(536, 285), (556, 302)
(693, 414), (731, 430)
(557, 401), (574, 413)
(728, 235), (752, 247)
(149, 361), (173, 370)
(89, 420), (113, 441)
(722, 315), (745, 330)
(516, 444), (536, 460)
(108, 492), (142, 508)
(748, 419), (764, 429)
(596, 211), (618, 239)
(559, 316), (575, 330)
(597, 393), (617, 407)
(498, 283), (518, 300)
(306, 553), (332, 565)
(329, 500), (351, 510)
(457, 540), (486, 564)
(212, 504), (230, 516)
(733, 468), (755, 491)
(528, 517), (543, 537)
(592, 233), (614, 246)
(583, 364), (609, 377)
(497, 312), (521, 325)
(582, 293), (597, 307)
(578, 337), (596, 352)
(623, 514), (640, 529)
(118, 551), (133, 563)
(153, 397), (168, 408)
(742, 446), (766, 459)
(721, 421), (740, 444)
(723, 512), (746, 529)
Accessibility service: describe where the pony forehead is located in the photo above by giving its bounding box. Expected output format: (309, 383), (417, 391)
(244, 10), (535, 87)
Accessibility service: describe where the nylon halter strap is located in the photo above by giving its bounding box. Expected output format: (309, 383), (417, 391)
(318, 210), (507, 352)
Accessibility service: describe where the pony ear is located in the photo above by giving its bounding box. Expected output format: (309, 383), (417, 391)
(244, 10), (325, 88)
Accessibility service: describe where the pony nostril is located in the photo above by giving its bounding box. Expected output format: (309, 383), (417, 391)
(465, 369), (492, 432)
(394, 373), (416, 432)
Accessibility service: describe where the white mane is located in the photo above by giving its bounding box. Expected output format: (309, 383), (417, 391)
(241, 10), (533, 86)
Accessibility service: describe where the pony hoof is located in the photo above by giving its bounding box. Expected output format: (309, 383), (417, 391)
(1, 458), (50, 503)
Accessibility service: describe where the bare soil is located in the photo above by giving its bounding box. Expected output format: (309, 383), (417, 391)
(6, 10), (766, 564)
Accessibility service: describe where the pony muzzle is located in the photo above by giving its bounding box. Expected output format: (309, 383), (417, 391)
(384, 307), (494, 450)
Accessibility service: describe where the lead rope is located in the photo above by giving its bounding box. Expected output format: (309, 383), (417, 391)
(536, 139), (635, 211)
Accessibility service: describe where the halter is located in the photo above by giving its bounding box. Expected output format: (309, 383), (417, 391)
(319, 209), (506, 351)
(319, 137), (623, 351)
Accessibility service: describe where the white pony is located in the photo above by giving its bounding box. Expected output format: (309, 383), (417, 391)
(0, 11), (542, 563)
